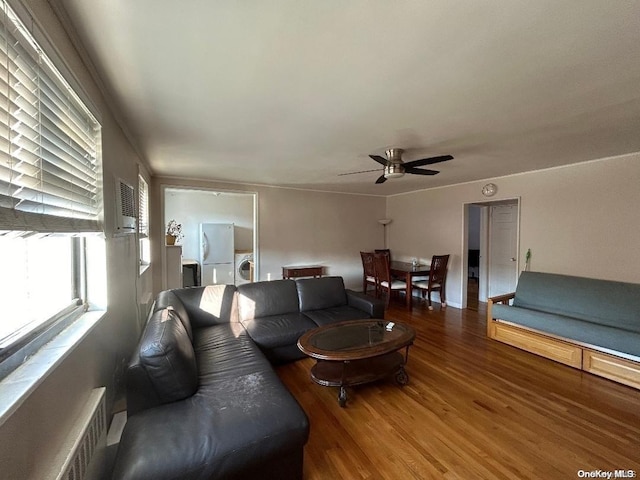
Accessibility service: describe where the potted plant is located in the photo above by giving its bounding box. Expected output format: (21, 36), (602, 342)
(166, 219), (183, 245)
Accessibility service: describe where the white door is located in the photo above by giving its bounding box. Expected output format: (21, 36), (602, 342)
(488, 204), (518, 297)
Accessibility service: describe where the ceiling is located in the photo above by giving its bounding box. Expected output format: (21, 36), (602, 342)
(53, 1), (640, 196)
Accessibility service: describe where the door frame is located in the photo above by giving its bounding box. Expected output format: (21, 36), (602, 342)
(461, 197), (520, 309)
(160, 184), (259, 290)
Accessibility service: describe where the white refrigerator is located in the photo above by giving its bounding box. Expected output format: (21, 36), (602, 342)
(200, 223), (235, 285)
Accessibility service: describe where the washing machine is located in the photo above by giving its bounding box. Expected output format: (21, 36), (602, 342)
(235, 253), (253, 285)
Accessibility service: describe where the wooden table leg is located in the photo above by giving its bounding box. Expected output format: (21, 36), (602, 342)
(338, 386), (348, 407)
(339, 360), (349, 407)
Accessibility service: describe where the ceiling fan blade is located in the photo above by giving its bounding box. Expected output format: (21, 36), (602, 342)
(403, 154), (453, 168)
(405, 167), (439, 176)
(338, 168), (381, 176)
(369, 155), (389, 166)
(375, 175), (387, 184)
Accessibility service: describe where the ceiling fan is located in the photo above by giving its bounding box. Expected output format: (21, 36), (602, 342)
(339, 148), (453, 184)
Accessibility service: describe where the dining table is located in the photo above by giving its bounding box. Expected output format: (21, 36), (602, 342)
(389, 260), (432, 309)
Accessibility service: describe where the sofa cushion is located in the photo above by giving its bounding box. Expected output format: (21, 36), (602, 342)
(193, 322), (273, 382)
(237, 280), (299, 321)
(240, 313), (317, 350)
(173, 285), (238, 327)
(113, 370), (309, 480)
(304, 306), (370, 327)
(296, 276), (348, 312)
(492, 304), (640, 357)
(512, 272), (640, 333)
(138, 308), (198, 404)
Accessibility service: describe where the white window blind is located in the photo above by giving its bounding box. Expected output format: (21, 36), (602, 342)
(138, 174), (148, 237)
(0, 1), (101, 234)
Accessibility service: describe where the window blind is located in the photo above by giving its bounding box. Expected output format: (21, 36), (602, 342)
(0, 1), (102, 234)
(138, 174), (148, 237)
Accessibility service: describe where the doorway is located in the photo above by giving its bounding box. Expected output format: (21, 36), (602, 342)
(463, 198), (520, 309)
(163, 187), (258, 287)
(467, 205), (482, 310)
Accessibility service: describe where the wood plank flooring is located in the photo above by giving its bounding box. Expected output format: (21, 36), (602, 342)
(276, 301), (640, 480)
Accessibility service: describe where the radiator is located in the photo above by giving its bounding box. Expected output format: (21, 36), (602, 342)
(53, 387), (107, 480)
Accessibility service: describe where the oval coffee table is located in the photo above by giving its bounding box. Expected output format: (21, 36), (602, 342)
(297, 319), (415, 407)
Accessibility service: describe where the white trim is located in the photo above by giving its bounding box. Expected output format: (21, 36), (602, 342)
(156, 175), (386, 198)
(388, 151), (640, 199)
(161, 183), (260, 284)
(461, 197), (521, 308)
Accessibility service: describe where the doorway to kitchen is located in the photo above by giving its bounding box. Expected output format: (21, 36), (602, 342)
(163, 187), (257, 287)
(462, 198), (520, 310)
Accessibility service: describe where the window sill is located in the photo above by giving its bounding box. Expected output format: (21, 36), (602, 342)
(0, 310), (105, 427)
(139, 263), (151, 276)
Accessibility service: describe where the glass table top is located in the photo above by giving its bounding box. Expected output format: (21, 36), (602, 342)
(298, 320), (415, 361)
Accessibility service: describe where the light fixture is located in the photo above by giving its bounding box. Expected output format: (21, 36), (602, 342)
(378, 219), (392, 248)
(383, 149), (406, 179)
(384, 163), (405, 179)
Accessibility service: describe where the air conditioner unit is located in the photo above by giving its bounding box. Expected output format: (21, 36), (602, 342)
(115, 178), (136, 234)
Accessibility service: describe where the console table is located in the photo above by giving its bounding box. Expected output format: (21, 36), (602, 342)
(282, 265), (323, 279)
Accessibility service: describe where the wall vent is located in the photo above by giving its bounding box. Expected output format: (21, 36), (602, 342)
(115, 178), (137, 234)
(54, 387), (107, 480)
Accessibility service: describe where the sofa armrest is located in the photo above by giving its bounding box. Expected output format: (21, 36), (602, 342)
(488, 292), (516, 305)
(487, 292), (515, 336)
(346, 290), (385, 319)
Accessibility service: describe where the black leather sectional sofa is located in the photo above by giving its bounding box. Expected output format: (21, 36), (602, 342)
(112, 276), (384, 480)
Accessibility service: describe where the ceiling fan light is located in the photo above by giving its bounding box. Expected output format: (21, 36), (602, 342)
(384, 163), (405, 178)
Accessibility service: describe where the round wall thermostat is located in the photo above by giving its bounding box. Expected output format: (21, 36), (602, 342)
(482, 183), (497, 197)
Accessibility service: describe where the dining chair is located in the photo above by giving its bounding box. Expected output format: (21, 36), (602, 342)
(360, 251), (377, 295)
(373, 252), (407, 308)
(374, 249), (391, 261)
(376, 248), (400, 280)
(412, 254), (450, 310)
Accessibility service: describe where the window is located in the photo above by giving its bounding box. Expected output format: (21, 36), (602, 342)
(138, 174), (150, 268)
(0, 0), (102, 368)
(0, 235), (73, 347)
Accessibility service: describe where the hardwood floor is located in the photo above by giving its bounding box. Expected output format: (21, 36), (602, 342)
(277, 301), (640, 479)
(467, 277), (480, 311)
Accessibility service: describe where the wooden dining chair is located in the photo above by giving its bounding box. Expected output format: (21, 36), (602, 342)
(376, 248), (400, 280)
(373, 252), (407, 308)
(412, 254), (450, 310)
(360, 251), (377, 295)
(374, 249), (391, 262)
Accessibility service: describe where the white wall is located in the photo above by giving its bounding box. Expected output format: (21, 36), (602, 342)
(387, 153), (640, 308)
(153, 178), (386, 291)
(164, 189), (255, 260)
